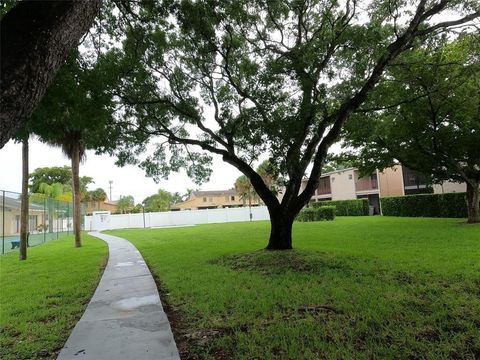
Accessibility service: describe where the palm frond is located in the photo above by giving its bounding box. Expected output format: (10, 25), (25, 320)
(48, 130), (86, 163)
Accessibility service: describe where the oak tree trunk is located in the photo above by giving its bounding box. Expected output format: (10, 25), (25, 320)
(266, 208), (295, 250)
(466, 181), (480, 224)
(72, 145), (82, 247)
(20, 138), (29, 260)
(0, 0), (101, 147)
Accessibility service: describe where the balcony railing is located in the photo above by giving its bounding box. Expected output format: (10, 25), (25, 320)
(317, 186), (331, 195)
(355, 176), (378, 192)
(316, 177), (331, 195)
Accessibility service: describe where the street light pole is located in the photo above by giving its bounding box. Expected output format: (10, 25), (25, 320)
(108, 180), (113, 201)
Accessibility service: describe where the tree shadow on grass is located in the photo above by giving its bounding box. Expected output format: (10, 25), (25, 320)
(210, 249), (355, 276)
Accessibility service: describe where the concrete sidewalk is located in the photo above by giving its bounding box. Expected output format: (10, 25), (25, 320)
(57, 232), (180, 360)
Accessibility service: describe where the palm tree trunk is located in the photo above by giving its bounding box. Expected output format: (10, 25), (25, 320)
(47, 197), (54, 233)
(466, 181), (480, 224)
(248, 192), (252, 221)
(20, 137), (29, 260)
(72, 144), (82, 247)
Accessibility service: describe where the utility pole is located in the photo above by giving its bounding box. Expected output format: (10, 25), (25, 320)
(108, 180), (113, 201)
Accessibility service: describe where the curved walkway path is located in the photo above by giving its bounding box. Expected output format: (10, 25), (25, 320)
(57, 232), (180, 360)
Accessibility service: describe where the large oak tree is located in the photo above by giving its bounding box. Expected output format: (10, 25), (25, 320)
(104, 0), (478, 249)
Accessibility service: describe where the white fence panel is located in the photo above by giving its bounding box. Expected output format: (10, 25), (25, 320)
(128, 213), (145, 228)
(84, 217), (93, 231)
(149, 212), (171, 227)
(251, 206), (270, 221)
(226, 207), (249, 222)
(109, 214), (129, 229)
(206, 208), (228, 224)
(84, 206), (271, 231)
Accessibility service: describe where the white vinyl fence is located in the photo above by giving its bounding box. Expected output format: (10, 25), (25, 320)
(84, 206), (270, 231)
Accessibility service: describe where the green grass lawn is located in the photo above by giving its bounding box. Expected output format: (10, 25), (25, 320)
(0, 234), (108, 360)
(110, 217), (480, 360)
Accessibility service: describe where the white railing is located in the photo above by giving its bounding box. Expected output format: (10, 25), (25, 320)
(84, 206), (270, 231)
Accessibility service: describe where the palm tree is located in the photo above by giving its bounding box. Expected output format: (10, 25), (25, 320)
(235, 175), (256, 221)
(235, 176), (252, 205)
(256, 160), (279, 199)
(117, 195), (135, 214)
(19, 137), (29, 260)
(29, 54), (116, 247)
(50, 130), (85, 247)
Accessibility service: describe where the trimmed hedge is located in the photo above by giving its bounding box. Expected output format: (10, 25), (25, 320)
(312, 199), (369, 216)
(297, 206), (336, 222)
(380, 192), (470, 218)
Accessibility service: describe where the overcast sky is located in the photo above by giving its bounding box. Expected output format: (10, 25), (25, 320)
(0, 137), (243, 204)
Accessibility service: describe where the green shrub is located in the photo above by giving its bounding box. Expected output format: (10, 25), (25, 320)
(297, 206), (336, 222)
(297, 208), (316, 222)
(317, 206), (336, 220)
(380, 192), (470, 218)
(312, 199), (369, 216)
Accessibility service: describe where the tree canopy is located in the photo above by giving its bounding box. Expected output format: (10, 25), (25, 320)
(84, 188), (108, 202)
(143, 190), (174, 212)
(116, 195), (135, 214)
(7, 0), (478, 248)
(30, 166), (72, 193)
(37, 182), (65, 200)
(29, 51), (118, 153)
(29, 166), (93, 196)
(98, 0), (478, 249)
(344, 34), (480, 222)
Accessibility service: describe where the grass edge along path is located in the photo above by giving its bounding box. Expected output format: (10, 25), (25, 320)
(110, 217), (480, 360)
(0, 234), (108, 360)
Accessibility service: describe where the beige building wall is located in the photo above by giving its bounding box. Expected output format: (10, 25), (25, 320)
(0, 210), (46, 236)
(378, 165), (404, 197)
(330, 169), (356, 200)
(84, 201), (118, 215)
(171, 195), (228, 210)
(433, 181), (466, 194)
(172, 191), (257, 210)
(0, 211), (15, 236)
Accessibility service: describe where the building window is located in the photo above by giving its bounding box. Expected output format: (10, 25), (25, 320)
(332, 177), (335, 182)
(225, 196), (229, 202)
(209, 197), (213, 202)
(231, 196), (235, 201)
(15, 215), (38, 233)
(408, 175), (416, 185)
(348, 174), (353, 180)
(203, 197), (207, 202)
(29, 215), (38, 232)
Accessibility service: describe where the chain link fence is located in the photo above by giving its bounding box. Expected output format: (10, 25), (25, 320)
(0, 190), (85, 254)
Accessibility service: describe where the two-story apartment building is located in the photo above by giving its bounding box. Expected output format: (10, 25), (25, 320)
(432, 181), (466, 194)
(290, 165), (432, 214)
(171, 189), (260, 210)
(171, 166), (459, 214)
